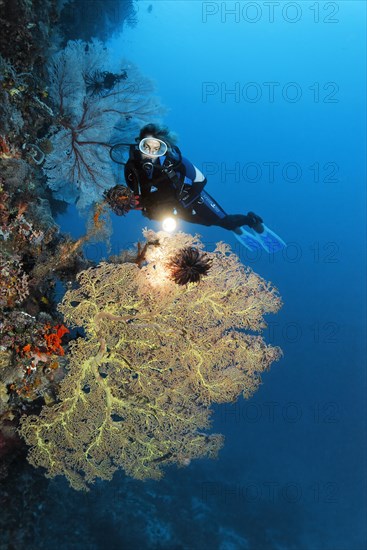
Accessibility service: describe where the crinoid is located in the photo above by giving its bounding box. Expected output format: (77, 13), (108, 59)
(84, 69), (127, 97)
(103, 185), (138, 216)
(166, 246), (212, 285)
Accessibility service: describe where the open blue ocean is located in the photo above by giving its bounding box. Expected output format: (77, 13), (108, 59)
(0, 1), (365, 549)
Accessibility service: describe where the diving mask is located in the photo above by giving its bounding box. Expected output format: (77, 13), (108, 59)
(138, 137), (168, 158)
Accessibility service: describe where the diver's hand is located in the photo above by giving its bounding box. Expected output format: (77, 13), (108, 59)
(178, 185), (197, 208)
(133, 195), (143, 210)
(178, 190), (191, 207)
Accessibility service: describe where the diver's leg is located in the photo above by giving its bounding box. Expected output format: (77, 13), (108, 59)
(189, 191), (256, 230)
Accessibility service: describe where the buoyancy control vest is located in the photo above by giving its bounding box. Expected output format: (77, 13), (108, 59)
(124, 145), (206, 205)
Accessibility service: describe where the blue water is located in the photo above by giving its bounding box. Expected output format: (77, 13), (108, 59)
(53, 1), (366, 548)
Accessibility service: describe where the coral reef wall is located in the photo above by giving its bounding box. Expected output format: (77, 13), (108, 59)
(0, 0), (167, 544)
(58, 0), (137, 44)
(0, 0), (163, 490)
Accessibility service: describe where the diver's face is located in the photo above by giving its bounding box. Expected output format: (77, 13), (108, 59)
(140, 138), (161, 159)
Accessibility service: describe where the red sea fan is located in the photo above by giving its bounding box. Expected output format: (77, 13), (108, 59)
(44, 40), (163, 209)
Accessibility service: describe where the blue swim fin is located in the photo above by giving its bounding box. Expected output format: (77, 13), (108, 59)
(232, 225), (286, 254)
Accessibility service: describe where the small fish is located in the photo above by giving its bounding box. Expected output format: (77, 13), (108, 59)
(9, 88), (21, 96)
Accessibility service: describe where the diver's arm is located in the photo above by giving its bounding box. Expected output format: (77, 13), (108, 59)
(178, 157), (207, 206)
(181, 157), (206, 186)
(124, 161), (140, 194)
(189, 177), (207, 196)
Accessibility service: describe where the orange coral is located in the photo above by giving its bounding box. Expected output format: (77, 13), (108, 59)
(93, 203), (104, 229)
(15, 201), (29, 218)
(10, 325), (70, 400)
(43, 324), (70, 356)
(0, 135), (20, 159)
(0, 135), (11, 156)
(21, 324), (69, 361)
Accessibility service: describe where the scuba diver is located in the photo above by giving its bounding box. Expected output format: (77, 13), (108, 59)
(109, 123), (285, 253)
(123, 124), (264, 233)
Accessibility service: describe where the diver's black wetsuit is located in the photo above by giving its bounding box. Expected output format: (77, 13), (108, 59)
(124, 147), (255, 230)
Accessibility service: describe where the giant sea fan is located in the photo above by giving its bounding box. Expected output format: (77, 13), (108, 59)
(20, 231), (283, 490)
(43, 40), (164, 209)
